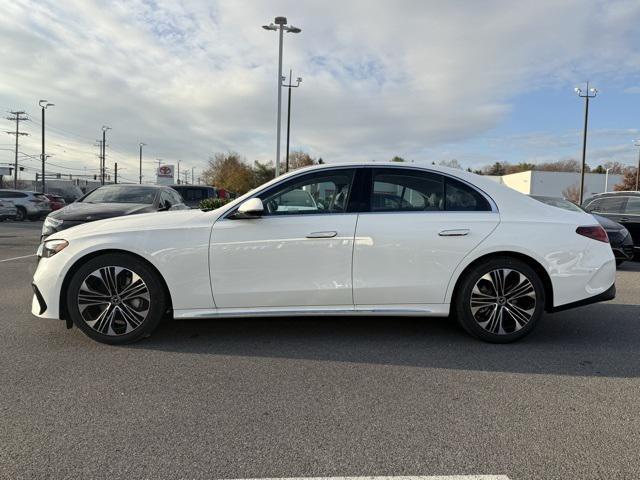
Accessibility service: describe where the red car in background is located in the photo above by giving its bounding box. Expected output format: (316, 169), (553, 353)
(44, 194), (66, 211)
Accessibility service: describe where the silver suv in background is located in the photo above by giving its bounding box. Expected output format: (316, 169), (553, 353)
(0, 190), (51, 221)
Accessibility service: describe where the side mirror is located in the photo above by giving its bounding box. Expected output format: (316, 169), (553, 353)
(233, 198), (264, 219)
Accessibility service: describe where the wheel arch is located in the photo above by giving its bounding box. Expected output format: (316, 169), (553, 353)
(58, 249), (174, 322)
(448, 251), (554, 312)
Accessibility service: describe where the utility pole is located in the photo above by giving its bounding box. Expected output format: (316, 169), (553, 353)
(139, 142), (146, 184)
(114, 162), (118, 184)
(6, 111), (29, 189)
(283, 69), (302, 173)
(101, 126), (111, 185)
(191, 167), (195, 184)
(177, 160), (181, 185)
(262, 17), (302, 178)
(39, 100), (54, 193)
(574, 82), (597, 204)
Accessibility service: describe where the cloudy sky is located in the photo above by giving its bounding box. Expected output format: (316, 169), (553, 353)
(1, 0), (640, 183)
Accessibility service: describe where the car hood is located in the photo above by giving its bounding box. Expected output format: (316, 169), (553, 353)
(49, 202), (155, 221)
(47, 207), (221, 241)
(592, 213), (624, 231)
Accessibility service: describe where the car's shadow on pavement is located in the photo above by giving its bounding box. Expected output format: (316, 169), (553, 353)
(127, 302), (640, 378)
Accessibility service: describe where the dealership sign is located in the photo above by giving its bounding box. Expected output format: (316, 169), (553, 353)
(157, 165), (174, 177)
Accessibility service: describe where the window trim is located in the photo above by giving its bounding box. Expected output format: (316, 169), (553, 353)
(221, 165), (498, 220)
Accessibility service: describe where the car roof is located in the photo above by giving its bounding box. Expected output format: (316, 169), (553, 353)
(588, 191), (640, 198)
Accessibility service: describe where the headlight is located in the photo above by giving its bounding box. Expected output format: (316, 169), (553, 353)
(42, 216), (63, 236)
(37, 239), (69, 258)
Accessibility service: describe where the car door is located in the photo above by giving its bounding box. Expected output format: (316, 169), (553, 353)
(210, 168), (358, 309)
(352, 167), (500, 306)
(621, 196), (640, 249)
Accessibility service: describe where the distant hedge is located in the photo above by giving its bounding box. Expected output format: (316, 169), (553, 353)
(199, 197), (231, 210)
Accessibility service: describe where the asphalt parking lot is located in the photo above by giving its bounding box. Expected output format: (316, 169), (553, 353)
(1, 221), (639, 480)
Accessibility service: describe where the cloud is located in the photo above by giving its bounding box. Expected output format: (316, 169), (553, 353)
(1, 0), (640, 181)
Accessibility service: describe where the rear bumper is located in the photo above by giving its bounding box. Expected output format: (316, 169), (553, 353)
(549, 283), (616, 313)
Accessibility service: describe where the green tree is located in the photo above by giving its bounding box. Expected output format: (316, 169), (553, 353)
(391, 156), (406, 162)
(252, 160), (275, 188)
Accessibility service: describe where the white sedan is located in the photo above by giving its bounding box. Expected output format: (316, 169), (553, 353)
(32, 163), (616, 344)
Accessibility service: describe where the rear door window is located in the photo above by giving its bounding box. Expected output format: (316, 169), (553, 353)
(596, 197), (625, 214)
(624, 197), (640, 215)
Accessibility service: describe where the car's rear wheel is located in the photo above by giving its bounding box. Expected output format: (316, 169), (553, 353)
(66, 253), (166, 345)
(15, 207), (26, 221)
(454, 256), (545, 343)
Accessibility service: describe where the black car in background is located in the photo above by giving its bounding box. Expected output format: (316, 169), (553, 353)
(531, 195), (635, 266)
(169, 185), (217, 209)
(41, 184), (187, 239)
(583, 191), (640, 261)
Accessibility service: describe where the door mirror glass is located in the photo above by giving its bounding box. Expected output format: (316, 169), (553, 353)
(235, 198), (264, 218)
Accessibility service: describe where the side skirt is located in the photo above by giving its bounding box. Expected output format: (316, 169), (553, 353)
(173, 304), (451, 319)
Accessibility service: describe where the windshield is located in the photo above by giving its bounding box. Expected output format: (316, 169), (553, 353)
(81, 186), (157, 204)
(531, 195), (584, 213)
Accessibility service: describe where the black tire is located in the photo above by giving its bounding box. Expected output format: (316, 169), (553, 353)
(66, 253), (167, 345)
(454, 256), (545, 343)
(15, 207), (26, 221)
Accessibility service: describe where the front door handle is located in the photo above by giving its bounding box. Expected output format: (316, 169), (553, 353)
(306, 231), (338, 239)
(438, 229), (470, 237)
(619, 217), (630, 223)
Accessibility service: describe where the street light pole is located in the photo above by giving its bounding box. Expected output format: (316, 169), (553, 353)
(634, 140), (640, 191)
(177, 160), (181, 185)
(605, 167), (611, 193)
(262, 17), (302, 178)
(139, 142), (146, 184)
(283, 70), (302, 173)
(39, 100), (54, 193)
(574, 82), (597, 204)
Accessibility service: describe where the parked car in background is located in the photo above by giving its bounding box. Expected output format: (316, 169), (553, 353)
(0, 199), (17, 221)
(583, 191), (640, 260)
(0, 190), (51, 221)
(32, 163), (615, 345)
(41, 184), (187, 238)
(169, 185), (217, 209)
(44, 194), (66, 211)
(531, 195), (634, 265)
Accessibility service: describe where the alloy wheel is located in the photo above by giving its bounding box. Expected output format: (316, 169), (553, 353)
(77, 266), (150, 336)
(469, 268), (536, 335)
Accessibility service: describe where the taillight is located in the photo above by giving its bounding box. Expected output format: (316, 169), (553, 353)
(576, 225), (609, 243)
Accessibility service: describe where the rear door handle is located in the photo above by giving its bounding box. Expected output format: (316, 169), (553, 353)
(306, 231), (338, 239)
(619, 217), (630, 222)
(438, 229), (470, 237)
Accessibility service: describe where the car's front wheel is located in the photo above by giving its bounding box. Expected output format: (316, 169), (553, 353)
(454, 256), (545, 343)
(66, 253), (167, 345)
(15, 207), (26, 221)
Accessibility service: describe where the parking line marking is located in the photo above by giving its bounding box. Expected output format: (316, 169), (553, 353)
(0, 253), (36, 263)
(224, 476), (510, 480)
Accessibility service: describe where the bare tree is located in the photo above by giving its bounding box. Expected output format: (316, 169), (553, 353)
(614, 167), (639, 191)
(562, 183), (580, 203)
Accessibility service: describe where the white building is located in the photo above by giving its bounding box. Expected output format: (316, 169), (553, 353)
(489, 170), (624, 198)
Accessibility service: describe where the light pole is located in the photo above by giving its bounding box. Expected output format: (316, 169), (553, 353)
(101, 125), (111, 185)
(39, 100), (54, 193)
(262, 16), (302, 178)
(604, 167), (611, 193)
(177, 159), (181, 185)
(283, 70), (302, 173)
(574, 82), (597, 204)
(139, 142), (146, 184)
(634, 140), (640, 191)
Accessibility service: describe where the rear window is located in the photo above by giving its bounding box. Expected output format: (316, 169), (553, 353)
(624, 197), (640, 215)
(445, 178), (492, 211)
